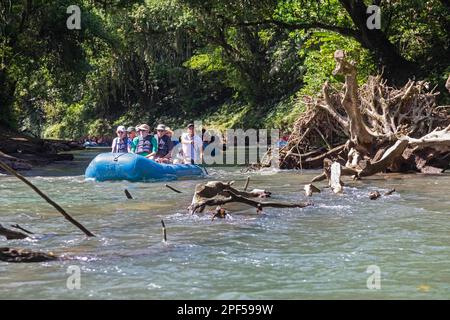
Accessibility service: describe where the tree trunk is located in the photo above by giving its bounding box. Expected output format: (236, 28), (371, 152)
(338, 0), (417, 84)
(332, 50), (375, 147)
(0, 70), (16, 127)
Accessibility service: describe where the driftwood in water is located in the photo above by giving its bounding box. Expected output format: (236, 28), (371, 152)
(10, 224), (34, 235)
(189, 181), (268, 213)
(0, 224), (28, 240)
(161, 220), (167, 242)
(369, 189), (396, 200)
(243, 177), (251, 191)
(124, 189), (133, 199)
(0, 159), (95, 237)
(165, 184), (182, 193)
(304, 184), (320, 197)
(329, 161), (344, 193)
(211, 207), (228, 221)
(0, 247), (58, 263)
(189, 181), (310, 214)
(369, 191), (381, 200)
(262, 50), (450, 179)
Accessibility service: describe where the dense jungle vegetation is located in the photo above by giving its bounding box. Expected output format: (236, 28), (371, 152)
(1, 0), (449, 139)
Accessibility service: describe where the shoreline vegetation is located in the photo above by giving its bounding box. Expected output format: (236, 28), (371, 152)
(1, 1), (449, 140)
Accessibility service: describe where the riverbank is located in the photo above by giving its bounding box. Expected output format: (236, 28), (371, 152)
(0, 126), (84, 171)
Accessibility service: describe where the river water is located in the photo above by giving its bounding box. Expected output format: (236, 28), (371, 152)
(1, 149), (450, 299)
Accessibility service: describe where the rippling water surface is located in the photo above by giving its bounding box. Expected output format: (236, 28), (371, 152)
(1, 149), (450, 299)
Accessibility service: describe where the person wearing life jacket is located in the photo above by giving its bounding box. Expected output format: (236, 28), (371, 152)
(153, 124), (174, 163)
(126, 126), (137, 153)
(165, 126), (179, 146)
(111, 125), (129, 153)
(131, 124), (157, 158)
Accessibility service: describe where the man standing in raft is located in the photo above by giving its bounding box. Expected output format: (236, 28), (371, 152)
(181, 123), (203, 164)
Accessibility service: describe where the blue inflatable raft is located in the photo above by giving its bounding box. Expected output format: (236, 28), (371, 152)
(85, 153), (205, 182)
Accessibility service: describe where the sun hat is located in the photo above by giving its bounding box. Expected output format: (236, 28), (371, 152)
(165, 126), (174, 135)
(116, 125), (126, 133)
(156, 124), (166, 131)
(137, 124), (150, 131)
(126, 126), (136, 133)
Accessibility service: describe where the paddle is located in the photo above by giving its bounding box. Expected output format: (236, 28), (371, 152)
(201, 163), (209, 175)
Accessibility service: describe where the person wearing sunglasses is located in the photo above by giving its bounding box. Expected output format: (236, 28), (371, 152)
(131, 124), (157, 158)
(111, 125), (129, 153)
(126, 126), (137, 153)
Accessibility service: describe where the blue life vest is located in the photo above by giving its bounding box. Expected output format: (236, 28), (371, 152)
(113, 137), (128, 153)
(155, 134), (173, 157)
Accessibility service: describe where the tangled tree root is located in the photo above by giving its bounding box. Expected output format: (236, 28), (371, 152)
(261, 50), (450, 178)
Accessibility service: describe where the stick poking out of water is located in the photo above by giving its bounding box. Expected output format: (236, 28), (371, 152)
(165, 184), (182, 193)
(0, 224), (28, 240)
(0, 159), (95, 237)
(124, 189), (133, 199)
(161, 220), (167, 242)
(243, 177), (250, 191)
(11, 224), (34, 235)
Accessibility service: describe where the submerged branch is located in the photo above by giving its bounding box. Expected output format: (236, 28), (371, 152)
(0, 224), (28, 240)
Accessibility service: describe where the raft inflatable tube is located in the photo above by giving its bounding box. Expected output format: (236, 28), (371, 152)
(85, 153), (205, 182)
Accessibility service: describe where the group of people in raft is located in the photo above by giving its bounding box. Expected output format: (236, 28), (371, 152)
(111, 123), (203, 164)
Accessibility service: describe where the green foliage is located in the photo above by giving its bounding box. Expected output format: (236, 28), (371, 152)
(300, 32), (376, 95)
(204, 102), (253, 130)
(184, 47), (226, 73)
(263, 94), (304, 130)
(1, 0), (448, 137)
(43, 103), (88, 139)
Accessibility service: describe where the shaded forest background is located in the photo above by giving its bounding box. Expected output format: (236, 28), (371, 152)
(1, 0), (449, 139)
